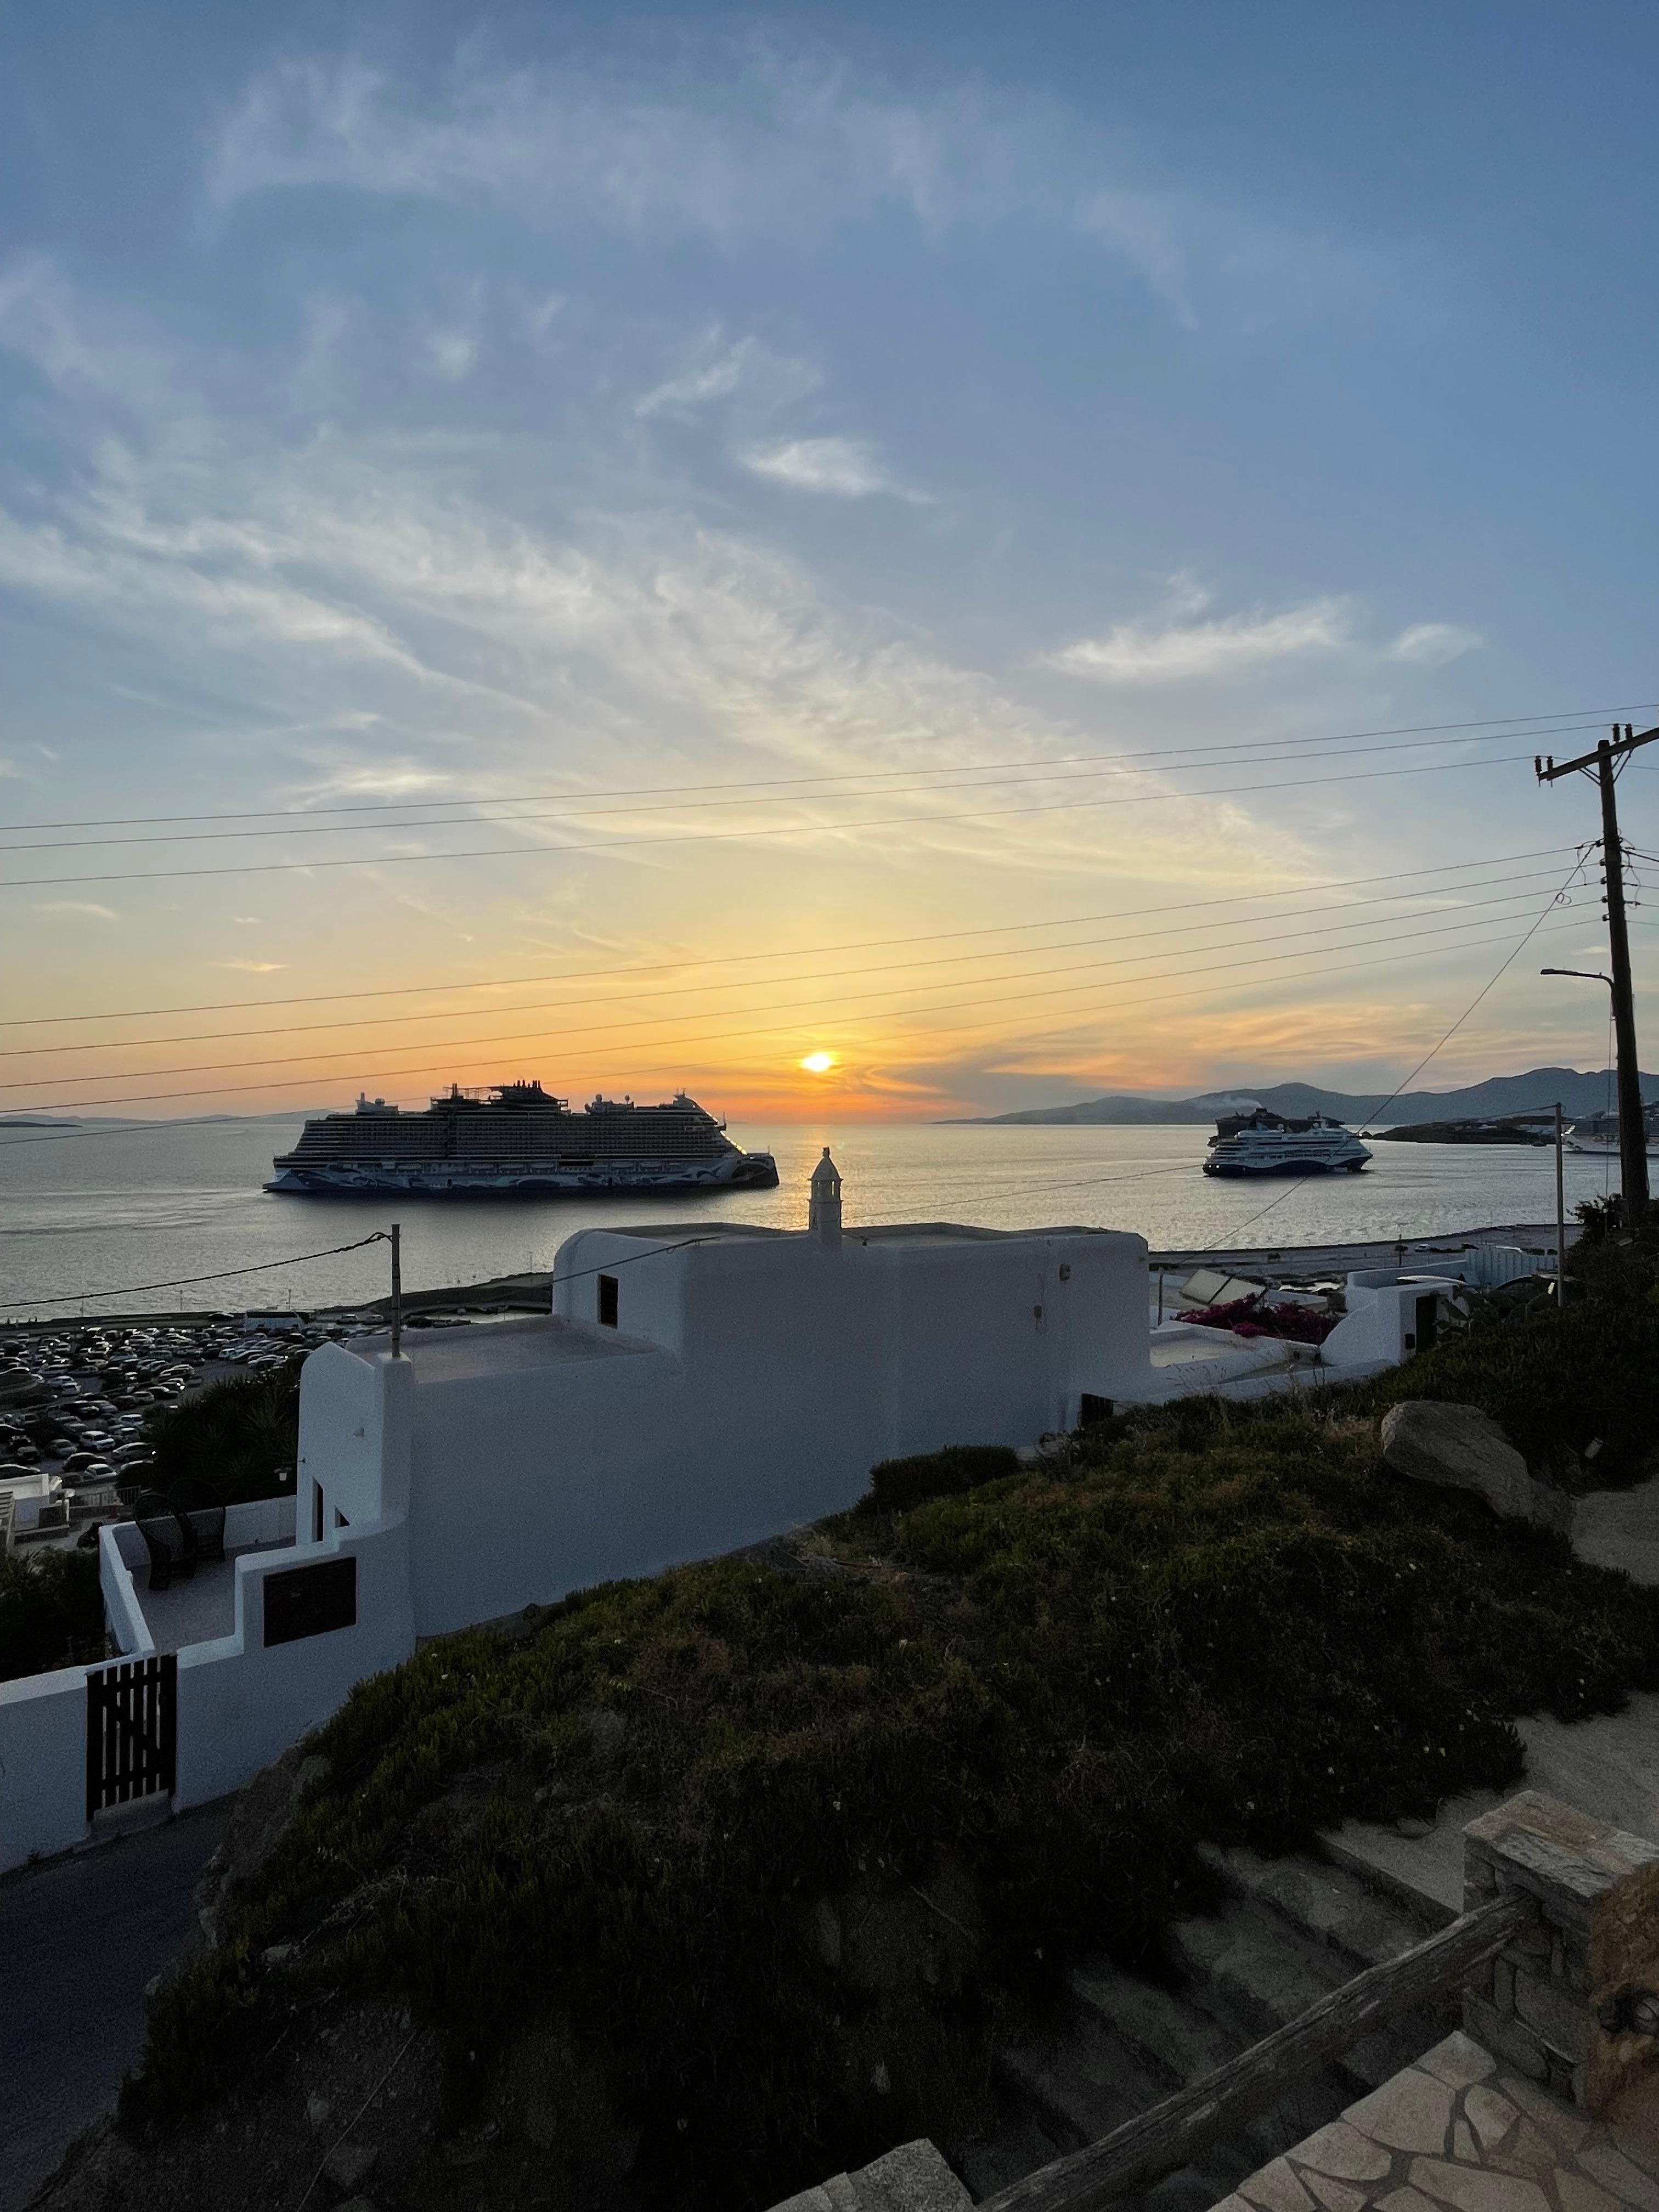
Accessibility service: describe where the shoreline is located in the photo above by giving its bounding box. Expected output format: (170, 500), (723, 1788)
(0, 1224), (1573, 1333)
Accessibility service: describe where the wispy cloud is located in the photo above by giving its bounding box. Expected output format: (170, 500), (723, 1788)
(203, 49), (1368, 340)
(37, 900), (119, 920)
(206, 49), (981, 246)
(215, 958), (285, 972)
(1052, 591), (1350, 684)
(1082, 190), (1365, 334)
(637, 333), (820, 419)
(738, 437), (917, 500)
(1389, 622), (1483, 667)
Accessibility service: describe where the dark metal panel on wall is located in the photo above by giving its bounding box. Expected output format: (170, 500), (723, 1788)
(263, 1556), (357, 1647)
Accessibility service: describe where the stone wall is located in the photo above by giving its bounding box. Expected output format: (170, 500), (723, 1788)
(1462, 1788), (1659, 2145)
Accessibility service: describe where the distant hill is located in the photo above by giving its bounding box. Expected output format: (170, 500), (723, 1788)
(956, 1067), (1659, 1128)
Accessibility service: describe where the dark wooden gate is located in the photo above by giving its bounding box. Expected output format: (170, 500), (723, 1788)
(86, 1652), (177, 1819)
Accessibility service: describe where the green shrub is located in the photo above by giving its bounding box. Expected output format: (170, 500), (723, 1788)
(0, 1547), (105, 1681)
(1362, 1300), (1659, 1485)
(144, 1361), (301, 1508)
(857, 1443), (1020, 1516)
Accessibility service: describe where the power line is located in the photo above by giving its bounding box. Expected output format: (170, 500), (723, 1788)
(0, 1233), (392, 1313)
(0, 721), (1622, 859)
(0, 749), (1553, 893)
(3, 906), (1594, 1118)
(1, 865), (1575, 1067)
(1182, 855), (1592, 1255)
(0, 896), (1585, 1104)
(3, 707), (1643, 838)
(0, 844), (1581, 1032)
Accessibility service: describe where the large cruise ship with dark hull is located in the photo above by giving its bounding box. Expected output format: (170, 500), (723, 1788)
(267, 1082), (779, 1197)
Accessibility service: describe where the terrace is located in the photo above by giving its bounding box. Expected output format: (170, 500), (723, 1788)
(101, 1498), (297, 1657)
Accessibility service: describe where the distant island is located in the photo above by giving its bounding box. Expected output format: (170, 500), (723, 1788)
(1371, 1117), (1553, 1147)
(949, 1066), (1655, 1128)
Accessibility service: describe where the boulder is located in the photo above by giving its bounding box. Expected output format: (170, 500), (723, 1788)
(1380, 1401), (1573, 1534)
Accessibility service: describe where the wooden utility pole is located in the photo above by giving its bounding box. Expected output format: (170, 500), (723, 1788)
(1536, 723), (1657, 1224)
(390, 1222), (403, 1357)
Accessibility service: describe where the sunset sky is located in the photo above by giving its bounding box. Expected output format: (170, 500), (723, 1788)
(3, 3), (1657, 1122)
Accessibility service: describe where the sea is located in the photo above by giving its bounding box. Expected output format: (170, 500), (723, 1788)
(0, 1116), (1626, 1320)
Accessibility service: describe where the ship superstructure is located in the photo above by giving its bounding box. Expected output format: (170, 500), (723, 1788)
(1201, 1107), (1372, 1178)
(267, 1082), (779, 1196)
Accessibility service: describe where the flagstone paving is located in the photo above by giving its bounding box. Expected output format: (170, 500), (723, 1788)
(1207, 2030), (1659, 2212)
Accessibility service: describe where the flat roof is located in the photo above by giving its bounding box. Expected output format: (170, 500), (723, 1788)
(350, 1315), (653, 1380)
(576, 1220), (1127, 1248)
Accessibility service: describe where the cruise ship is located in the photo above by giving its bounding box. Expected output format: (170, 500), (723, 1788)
(1201, 1107), (1372, 1178)
(1564, 1102), (1659, 1158)
(267, 1082), (780, 1196)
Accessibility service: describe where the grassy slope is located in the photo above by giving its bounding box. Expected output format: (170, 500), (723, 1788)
(131, 1348), (1659, 2211)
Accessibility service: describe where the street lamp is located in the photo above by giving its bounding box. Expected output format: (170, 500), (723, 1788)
(1540, 968), (1613, 990)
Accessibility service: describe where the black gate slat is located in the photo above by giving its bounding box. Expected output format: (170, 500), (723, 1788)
(115, 1667), (131, 1802)
(86, 1653), (179, 1821)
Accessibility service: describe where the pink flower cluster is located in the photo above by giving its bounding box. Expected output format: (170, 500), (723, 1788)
(1173, 1296), (1338, 1345)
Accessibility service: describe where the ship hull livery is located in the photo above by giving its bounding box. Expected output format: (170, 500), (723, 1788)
(1201, 1107), (1372, 1178)
(267, 1082), (779, 1197)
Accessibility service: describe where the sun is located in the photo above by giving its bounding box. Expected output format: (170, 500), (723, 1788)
(799, 1051), (836, 1075)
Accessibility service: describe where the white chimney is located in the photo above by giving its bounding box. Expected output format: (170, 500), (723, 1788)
(809, 1147), (843, 1246)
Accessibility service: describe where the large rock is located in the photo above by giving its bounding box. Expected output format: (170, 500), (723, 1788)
(1380, 1401), (1573, 1534)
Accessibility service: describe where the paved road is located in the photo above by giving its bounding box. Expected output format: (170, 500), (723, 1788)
(0, 1806), (228, 2212)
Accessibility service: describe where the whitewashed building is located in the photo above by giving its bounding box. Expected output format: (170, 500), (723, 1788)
(302, 1156), (1153, 1639)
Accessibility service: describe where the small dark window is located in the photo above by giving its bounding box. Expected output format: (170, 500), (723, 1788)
(1079, 1393), (1114, 1427)
(597, 1274), (619, 1328)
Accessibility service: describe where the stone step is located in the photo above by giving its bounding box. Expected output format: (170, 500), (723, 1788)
(995, 2012), (1169, 2150)
(1166, 1898), (1452, 2094)
(976, 1846), (1458, 2207)
(1068, 1953), (1238, 2090)
(991, 2032), (1265, 2211)
(1194, 1841), (1443, 1973)
(952, 2111), (1067, 2203)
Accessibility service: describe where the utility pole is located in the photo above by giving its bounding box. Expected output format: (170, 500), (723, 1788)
(1555, 1101), (1566, 1307)
(390, 1222), (403, 1357)
(1536, 722), (1658, 1224)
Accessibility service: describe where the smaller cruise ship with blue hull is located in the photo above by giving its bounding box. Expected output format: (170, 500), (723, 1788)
(267, 1081), (779, 1197)
(1201, 1107), (1372, 1178)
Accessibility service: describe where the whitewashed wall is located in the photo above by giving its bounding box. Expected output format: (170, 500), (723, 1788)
(403, 1224), (1150, 1639)
(0, 1662), (93, 1868)
(1323, 1271), (1461, 1369)
(173, 1519), (414, 1808)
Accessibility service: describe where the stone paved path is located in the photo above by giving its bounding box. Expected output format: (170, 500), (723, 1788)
(1211, 2030), (1659, 2211)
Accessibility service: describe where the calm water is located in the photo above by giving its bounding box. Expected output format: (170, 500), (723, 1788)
(0, 1116), (1623, 1318)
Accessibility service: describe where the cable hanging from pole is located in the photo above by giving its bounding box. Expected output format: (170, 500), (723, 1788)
(0, 1233), (392, 1313)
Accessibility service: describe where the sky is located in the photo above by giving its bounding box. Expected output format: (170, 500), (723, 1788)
(2, 1), (1657, 1122)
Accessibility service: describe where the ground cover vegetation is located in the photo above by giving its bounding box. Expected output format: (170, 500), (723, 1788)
(119, 1284), (1659, 2212)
